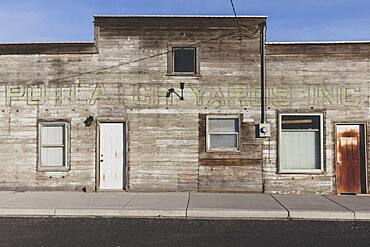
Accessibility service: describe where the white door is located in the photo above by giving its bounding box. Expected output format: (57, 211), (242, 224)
(99, 123), (125, 190)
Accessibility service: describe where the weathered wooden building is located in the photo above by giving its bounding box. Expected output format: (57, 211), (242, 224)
(0, 16), (368, 194)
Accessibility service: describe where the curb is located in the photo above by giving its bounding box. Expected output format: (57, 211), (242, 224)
(355, 211), (370, 220)
(288, 210), (354, 220)
(0, 208), (368, 221)
(0, 208), (55, 216)
(187, 209), (288, 219)
(0, 208), (187, 218)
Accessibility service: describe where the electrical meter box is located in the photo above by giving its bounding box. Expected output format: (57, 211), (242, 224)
(257, 123), (271, 138)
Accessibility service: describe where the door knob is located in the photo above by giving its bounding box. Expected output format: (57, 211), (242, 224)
(100, 159), (104, 162)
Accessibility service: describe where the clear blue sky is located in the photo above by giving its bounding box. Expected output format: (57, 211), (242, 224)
(1, 0), (369, 42)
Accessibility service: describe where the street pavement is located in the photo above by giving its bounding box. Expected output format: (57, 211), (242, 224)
(1, 217), (370, 247)
(0, 191), (369, 220)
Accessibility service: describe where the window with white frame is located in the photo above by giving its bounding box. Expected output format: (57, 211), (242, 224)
(207, 116), (240, 151)
(279, 114), (323, 173)
(38, 122), (69, 171)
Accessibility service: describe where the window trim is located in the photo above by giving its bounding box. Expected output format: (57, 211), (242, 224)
(167, 45), (200, 76)
(206, 115), (240, 152)
(37, 121), (69, 172)
(278, 113), (324, 174)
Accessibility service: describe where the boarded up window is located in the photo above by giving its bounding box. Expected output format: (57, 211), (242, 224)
(279, 114), (322, 172)
(38, 122), (69, 171)
(207, 116), (239, 150)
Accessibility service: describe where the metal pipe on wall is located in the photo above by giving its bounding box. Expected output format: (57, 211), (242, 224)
(259, 22), (267, 124)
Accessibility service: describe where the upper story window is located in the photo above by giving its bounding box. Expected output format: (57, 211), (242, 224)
(279, 113), (323, 173)
(168, 46), (199, 75)
(206, 116), (240, 151)
(173, 47), (196, 73)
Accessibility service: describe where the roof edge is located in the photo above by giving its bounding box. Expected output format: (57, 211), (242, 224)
(94, 15), (267, 18)
(0, 41), (94, 45)
(267, 40), (370, 45)
(0, 42), (97, 55)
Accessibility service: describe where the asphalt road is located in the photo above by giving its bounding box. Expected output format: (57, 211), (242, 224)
(0, 217), (369, 247)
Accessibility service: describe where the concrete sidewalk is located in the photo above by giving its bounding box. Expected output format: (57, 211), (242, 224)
(0, 191), (369, 220)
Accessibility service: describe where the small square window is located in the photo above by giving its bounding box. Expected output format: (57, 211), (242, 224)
(38, 122), (69, 171)
(168, 47), (198, 75)
(207, 116), (240, 151)
(173, 47), (196, 73)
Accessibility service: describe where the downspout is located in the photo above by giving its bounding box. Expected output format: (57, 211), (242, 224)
(259, 21), (267, 193)
(259, 21), (267, 124)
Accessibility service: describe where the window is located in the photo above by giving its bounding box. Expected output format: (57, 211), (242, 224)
(279, 113), (323, 173)
(168, 47), (198, 75)
(38, 122), (69, 171)
(207, 116), (240, 151)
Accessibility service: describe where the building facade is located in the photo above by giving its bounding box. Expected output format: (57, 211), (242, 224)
(0, 16), (368, 194)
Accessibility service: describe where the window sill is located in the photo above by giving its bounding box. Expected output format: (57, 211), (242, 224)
(207, 148), (240, 153)
(166, 73), (201, 77)
(37, 167), (69, 172)
(278, 169), (324, 174)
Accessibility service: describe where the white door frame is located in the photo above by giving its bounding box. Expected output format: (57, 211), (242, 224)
(96, 120), (127, 191)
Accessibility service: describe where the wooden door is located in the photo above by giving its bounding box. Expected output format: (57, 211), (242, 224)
(99, 123), (125, 190)
(336, 125), (362, 193)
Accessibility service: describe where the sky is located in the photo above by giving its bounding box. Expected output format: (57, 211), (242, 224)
(1, 0), (370, 43)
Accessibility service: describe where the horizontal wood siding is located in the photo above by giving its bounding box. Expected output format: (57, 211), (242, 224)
(265, 43), (370, 194)
(129, 113), (198, 191)
(0, 17), (369, 194)
(198, 114), (263, 192)
(0, 17), (265, 192)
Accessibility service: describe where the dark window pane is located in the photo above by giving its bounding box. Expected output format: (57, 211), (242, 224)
(282, 115), (320, 130)
(174, 48), (195, 73)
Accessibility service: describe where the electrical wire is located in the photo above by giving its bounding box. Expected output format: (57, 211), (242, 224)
(44, 1), (261, 84)
(34, 3), (263, 84)
(47, 29), (256, 84)
(230, 0), (238, 18)
(229, 0), (260, 39)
